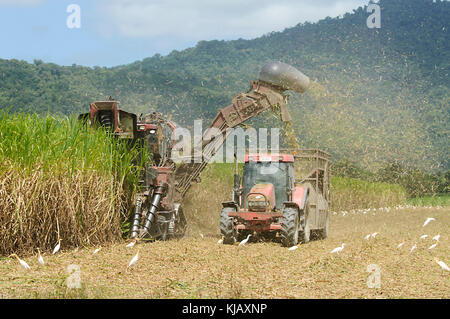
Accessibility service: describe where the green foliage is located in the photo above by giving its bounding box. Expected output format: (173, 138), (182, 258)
(0, 0), (448, 171)
(406, 194), (450, 207)
(333, 157), (449, 198)
(0, 110), (141, 183)
(331, 176), (406, 211)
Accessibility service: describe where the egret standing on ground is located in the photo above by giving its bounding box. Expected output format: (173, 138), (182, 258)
(428, 243), (438, 250)
(288, 245), (298, 251)
(364, 234), (371, 241)
(397, 242), (404, 249)
(52, 239), (61, 254)
(410, 244), (417, 253)
(434, 258), (449, 271)
(10, 254), (30, 270)
(37, 248), (45, 266)
(217, 236), (224, 245)
(371, 232), (378, 239)
(127, 249), (139, 270)
(432, 234), (440, 241)
(331, 243), (345, 254)
(423, 217), (435, 227)
(93, 247), (102, 255)
(239, 234), (251, 246)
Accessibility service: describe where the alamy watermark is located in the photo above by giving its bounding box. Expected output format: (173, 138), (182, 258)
(66, 4), (81, 29)
(171, 120), (281, 163)
(366, 264), (381, 289)
(66, 264), (81, 289)
(367, 2), (381, 29)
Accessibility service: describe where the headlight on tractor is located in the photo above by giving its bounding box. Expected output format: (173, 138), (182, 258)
(248, 200), (268, 212)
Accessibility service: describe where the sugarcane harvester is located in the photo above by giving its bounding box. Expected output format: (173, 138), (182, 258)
(78, 61), (311, 241)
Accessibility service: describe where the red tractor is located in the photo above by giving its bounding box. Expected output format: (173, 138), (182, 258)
(220, 149), (331, 247)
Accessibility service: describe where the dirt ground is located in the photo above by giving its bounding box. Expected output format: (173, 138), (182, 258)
(0, 206), (448, 299)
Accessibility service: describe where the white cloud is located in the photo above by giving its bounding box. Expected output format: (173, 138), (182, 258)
(100, 0), (370, 40)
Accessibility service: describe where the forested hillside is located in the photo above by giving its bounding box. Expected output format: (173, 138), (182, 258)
(0, 0), (448, 171)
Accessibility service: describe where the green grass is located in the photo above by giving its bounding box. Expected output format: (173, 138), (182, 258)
(406, 194), (450, 207)
(331, 176), (406, 211)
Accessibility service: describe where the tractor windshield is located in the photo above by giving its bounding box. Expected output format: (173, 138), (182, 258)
(242, 162), (290, 210)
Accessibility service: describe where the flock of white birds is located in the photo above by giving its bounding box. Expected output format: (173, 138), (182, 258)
(328, 209), (448, 272)
(7, 206), (449, 275)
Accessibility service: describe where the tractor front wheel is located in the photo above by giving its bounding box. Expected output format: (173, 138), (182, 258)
(220, 207), (237, 245)
(280, 207), (300, 247)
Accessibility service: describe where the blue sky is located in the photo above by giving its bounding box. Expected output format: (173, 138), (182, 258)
(0, 0), (371, 67)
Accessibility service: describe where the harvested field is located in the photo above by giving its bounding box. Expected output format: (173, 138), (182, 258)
(0, 206), (448, 299)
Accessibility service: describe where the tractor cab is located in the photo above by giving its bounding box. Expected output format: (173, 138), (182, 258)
(242, 154), (295, 211)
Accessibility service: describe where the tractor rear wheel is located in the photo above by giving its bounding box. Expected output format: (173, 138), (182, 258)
(220, 207), (236, 245)
(280, 207), (299, 247)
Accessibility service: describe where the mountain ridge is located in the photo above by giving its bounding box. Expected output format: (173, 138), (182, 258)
(0, 0), (448, 170)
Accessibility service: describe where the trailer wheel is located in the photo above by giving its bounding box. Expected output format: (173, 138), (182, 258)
(317, 211), (329, 239)
(280, 207), (299, 247)
(299, 202), (311, 244)
(220, 207), (236, 245)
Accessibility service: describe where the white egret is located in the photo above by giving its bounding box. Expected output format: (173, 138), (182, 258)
(428, 243), (438, 250)
(239, 234), (251, 246)
(52, 239), (61, 254)
(217, 236), (224, 245)
(127, 249), (139, 269)
(410, 244), (417, 253)
(434, 258), (449, 271)
(371, 232), (378, 238)
(37, 248), (45, 266)
(397, 242), (404, 249)
(93, 247), (102, 255)
(364, 234), (371, 241)
(423, 217), (435, 227)
(432, 234), (440, 241)
(10, 254), (30, 270)
(200, 233), (204, 239)
(420, 235), (428, 240)
(288, 245), (298, 251)
(126, 239), (138, 248)
(331, 243), (345, 254)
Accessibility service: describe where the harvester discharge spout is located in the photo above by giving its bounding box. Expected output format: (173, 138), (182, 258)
(258, 61), (310, 122)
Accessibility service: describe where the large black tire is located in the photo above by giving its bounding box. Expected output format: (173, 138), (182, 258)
(299, 202), (311, 243)
(280, 207), (300, 247)
(220, 207), (236, 245)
